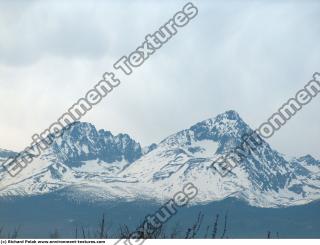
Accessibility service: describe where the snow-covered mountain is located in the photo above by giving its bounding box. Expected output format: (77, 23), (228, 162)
(0, 148), (17, 173)
(0, 110), (319, 207)
(0, 148), (17, 161)
(51, 122), (142, 166)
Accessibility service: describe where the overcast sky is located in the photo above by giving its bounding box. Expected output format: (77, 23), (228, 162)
(0, 0), (319, 159)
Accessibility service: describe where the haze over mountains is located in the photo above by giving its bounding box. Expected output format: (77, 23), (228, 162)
(0, 110), (319, 208)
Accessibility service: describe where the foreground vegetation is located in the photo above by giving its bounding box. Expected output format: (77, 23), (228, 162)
(0, 212), (279, 239)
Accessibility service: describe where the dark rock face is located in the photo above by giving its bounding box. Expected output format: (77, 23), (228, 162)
(50, 122), (142, 166)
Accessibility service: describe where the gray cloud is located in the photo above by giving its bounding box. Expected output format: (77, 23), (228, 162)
(0, 0), (319, 159)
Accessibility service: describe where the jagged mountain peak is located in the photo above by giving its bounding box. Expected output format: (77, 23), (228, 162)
(50, 121), (142, 166)
(160, 110), (252, 154)
(0, 148), (17, 157)
(296, 154), (319, 166)
(192, 110), (251, 137)
(1, 111), (320, 208)
(216, 109), (241, 120)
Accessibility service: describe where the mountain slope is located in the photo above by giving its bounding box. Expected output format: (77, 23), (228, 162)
(0, 111), (319, 207)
